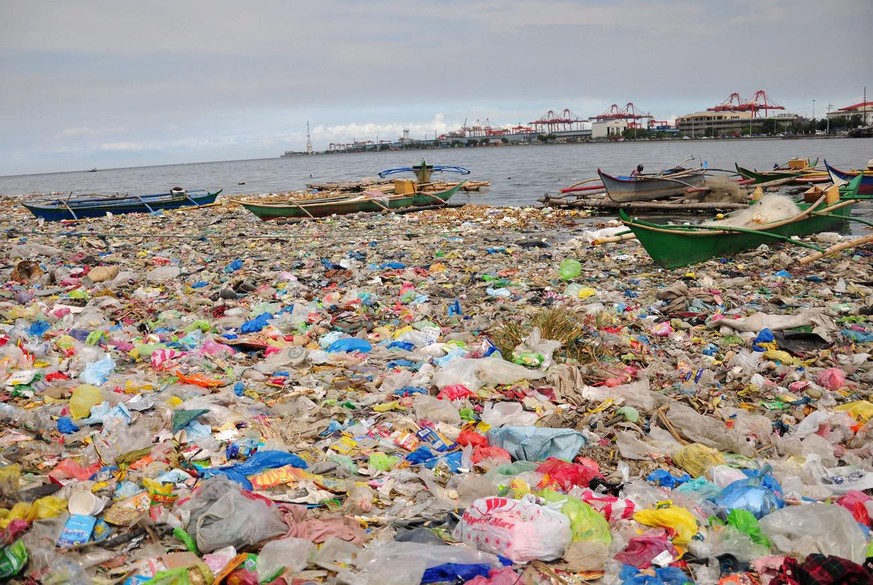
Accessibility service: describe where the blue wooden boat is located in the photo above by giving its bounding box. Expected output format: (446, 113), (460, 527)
(22, 188), (223, 221)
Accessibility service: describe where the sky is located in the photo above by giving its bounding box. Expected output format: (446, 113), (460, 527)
(1, 0), (871, 175)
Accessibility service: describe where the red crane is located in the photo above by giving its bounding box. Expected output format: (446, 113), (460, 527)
(529, 108), (587, 133)
(707, 90), (785, 118)
(590, 103), (653, 125)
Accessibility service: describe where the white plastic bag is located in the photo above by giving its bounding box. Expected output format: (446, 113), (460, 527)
(454, 495), (571, 562)
(257, 537), (315, 581)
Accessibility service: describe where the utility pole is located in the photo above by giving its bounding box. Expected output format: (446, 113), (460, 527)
(812, 100), (816, 134)
(827, 103), (833, 135)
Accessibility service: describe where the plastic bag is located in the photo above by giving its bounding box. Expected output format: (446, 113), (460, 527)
(69, 384), (103, 419)
(672, 443), (725, 478)
(454, 495), (571, 562)
(837, 491), (872, 525)
(712, 468), (784, 519)
(486, 427), (586, 462)
(633, 504), (698, 546)
(345, 541), (503, 585)
(539, 489), (610, 545)
(413, 394), (461, 425)
(536, 458), (600, 491)
(79, 354), (115, 385)
(257, 537), (315, 581)
(200, 450), (307, 490)
(432, 357), (546, 392)
(181, 477), (288, 553)
(481, 402), (538, 427)
(759, 502), (867, 563)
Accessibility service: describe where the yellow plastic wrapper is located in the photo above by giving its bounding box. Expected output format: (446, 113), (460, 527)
(761, 350), (798, 366)
(634, 504), (698, 545)
(69, 384), (103, 419)
(835, 401), (873, 423)
(673, 443), (726, 477)
(0, 496), (66, 529)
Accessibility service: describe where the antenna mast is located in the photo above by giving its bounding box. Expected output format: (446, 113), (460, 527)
(306, 121), (313, 155)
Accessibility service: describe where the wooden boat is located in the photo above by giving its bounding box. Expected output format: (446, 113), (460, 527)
(824, 159), (873, 196)
(22, 188), (223, 221)
(619, 175), (862, 269)
(233, 181), (465, 221)
(734, 164), (830, 185)
(597, 167), (707, 202)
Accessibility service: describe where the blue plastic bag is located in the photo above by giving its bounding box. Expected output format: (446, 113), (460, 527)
(239, 313), (272, 334)
(200, 450), (307, 490)
(223, 258), (243, 273)
(80, 355), (115, 385)
(712, 467), (784, 519)
(326, 338), (372, 353)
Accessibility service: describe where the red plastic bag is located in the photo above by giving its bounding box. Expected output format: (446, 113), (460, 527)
(438, 384), (474, 401)
(472, 445), (511, 464)
(535, 457), (601, 491)
(837, 491), (872, 525)
(457, 428), (488, 448)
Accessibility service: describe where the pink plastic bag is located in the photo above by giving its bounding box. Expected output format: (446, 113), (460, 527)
(816, 367), (847, 390)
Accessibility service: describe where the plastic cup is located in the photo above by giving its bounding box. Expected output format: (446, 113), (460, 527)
(68, 491), (106, 516)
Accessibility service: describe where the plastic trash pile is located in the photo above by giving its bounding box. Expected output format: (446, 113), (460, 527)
(0, 200), (871, 584)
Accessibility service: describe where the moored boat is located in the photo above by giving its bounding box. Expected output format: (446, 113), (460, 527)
(597, 168), (707, 202)
(734, 164), (830, 185)
(22, 188), (222, 221)
(620, 175), (862, 268)
(233, 181), (465, 221)
(824, 159), (873, 196)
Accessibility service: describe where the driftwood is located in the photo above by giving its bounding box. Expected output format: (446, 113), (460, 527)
(542, 196), (749, 213)
(798, 233), (873, 265)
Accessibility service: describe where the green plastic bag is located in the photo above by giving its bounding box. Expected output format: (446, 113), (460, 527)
(540, 489), (611, 545)
(0, 540), (27, 578)
(726, 508), (770, 548)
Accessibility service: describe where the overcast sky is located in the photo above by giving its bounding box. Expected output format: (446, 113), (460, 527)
(2, 0), (871, 175)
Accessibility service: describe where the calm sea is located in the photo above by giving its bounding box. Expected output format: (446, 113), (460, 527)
(2, 137), (871, 210)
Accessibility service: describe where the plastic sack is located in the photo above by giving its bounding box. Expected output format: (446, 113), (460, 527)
(257, 537), (315, 581)
(538, 489), (610, 545)
(672, 443), (725, 478)
(486, 427), (586, 462)
(759, 502), (867, 563)
(454, 495), (571, 562)
(633, 504), (698, 546)
(181, 476), (288, 553)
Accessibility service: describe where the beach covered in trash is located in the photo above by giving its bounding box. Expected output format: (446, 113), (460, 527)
(1, 199), (872, 584)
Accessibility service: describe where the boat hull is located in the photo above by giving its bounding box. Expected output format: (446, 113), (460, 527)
(23, 190), (222, 221)
(825, 160), (873, 196)
(620, 202), (854, 269)
(734, 165), (829, 185)
(235, 182), (464, 220)
(598, 169), (707, 202)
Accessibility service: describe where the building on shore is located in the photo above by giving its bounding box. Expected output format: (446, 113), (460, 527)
(826, 101), (873, 127)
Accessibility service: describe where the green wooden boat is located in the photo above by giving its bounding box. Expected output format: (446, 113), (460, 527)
(735, 164), (830, 185)
(620, 174), (862, 268)
(233, 181), (465, 221)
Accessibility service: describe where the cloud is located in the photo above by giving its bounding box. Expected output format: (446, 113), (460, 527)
(0, 0), (871, 174)
(57, 126), (126, 138)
